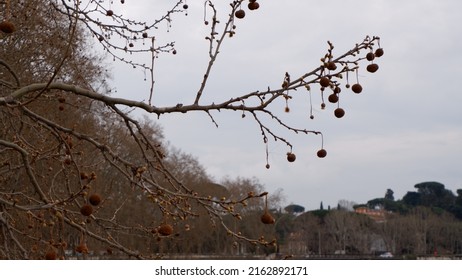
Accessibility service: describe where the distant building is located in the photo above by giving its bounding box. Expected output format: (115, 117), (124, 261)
(355, 206), (388, 223)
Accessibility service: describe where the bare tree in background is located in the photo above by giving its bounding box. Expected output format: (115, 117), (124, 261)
(0, 0), (383, 259)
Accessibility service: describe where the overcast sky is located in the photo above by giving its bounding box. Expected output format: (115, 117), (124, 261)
(109, 0), (462, 210)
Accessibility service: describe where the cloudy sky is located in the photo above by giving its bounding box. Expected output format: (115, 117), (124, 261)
(108, 0), (462, 210)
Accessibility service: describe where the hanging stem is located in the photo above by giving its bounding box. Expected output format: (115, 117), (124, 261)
(148, 37), (156, 105)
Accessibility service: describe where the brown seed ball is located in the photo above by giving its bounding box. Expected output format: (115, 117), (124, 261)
(142, 32), (148, 38)
(75, 245), (83, 253)
(80, 172), (89, 180)
(265, 164), (270, 169)
(319, 77), (330, 88)
(183, 4), (188, 9)
(351, 83), (363, 94)
(235, 9), (246, 19)
(106, 10), (114, 16)
(317, 149), (327, 158)
(89, 194), (102, 206)
(334, 87), (341, 94)
(287, 153), (296, 162)
(326, 61), (337, 71)
(328, 93), (339, 103)
(75, 243), (88, 254)
(0, 21), (15, 34)
(261, 212), (275, 224)
(334, 108), (345, 118)
(158, 224), (174, 236)
(129, 42), (134, 48)
(375, 48), (384, 57)
(45, 249), (57, 260)
(366, 63), (379, 73)
(366, 52), (375, 61)
(80, 204), (93, 216)
(248, 2), (260, 10)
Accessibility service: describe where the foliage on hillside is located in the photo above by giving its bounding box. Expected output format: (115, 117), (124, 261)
(276, 181), (462, 257)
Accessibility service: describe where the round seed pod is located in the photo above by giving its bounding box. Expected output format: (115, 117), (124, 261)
(334, 108), (345, 118)
(75, 243), (88, 254)
(328, 93), (339, 103)
(0, 21), (15, 34)
(89, 194), (102, 206)
(287, 153), (296, 162)
(375, 48), (384, 57)
(158, 224), (174, 236)
(45, 249), (57, 260)
(106, 10), (114, 16)
(248, 2), (260, 10)
(351, 83), (363, 94)
(366, 63), (379, 73)
(317, 149), (327, 158)
(319, 77), (330, 87)
(235, 9), (245, 19)
(326, 61), (337, 71)
(261, 211), (275, 224)
(366, 52), (375, 61)
(80, 172), (89, 180)
(80, 204), (93, 216)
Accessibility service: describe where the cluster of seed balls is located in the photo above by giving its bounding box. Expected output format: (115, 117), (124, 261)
(286, 148), (327, 164)
(80, 193), (102, 217)
(282, 47), (384, 164)
(329, 47), (383, 119)
(235, 0), (261, 19)
(45, 191), (101, 260)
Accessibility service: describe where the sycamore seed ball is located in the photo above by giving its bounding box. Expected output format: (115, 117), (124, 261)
(351, 83), (363, 94)
(158, 224), (174, 236)
(0, 21), (15, 34)
(235, 10), (245, 19)
(287, 153), (296, 162)
(261, 212), (275, 224)
(334, 108), (345, 118)
(317, 149), (327, 158)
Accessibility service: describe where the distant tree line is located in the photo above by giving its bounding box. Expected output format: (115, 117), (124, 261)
(277, 181), (462, 258)
(359, 181), (462, 219)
